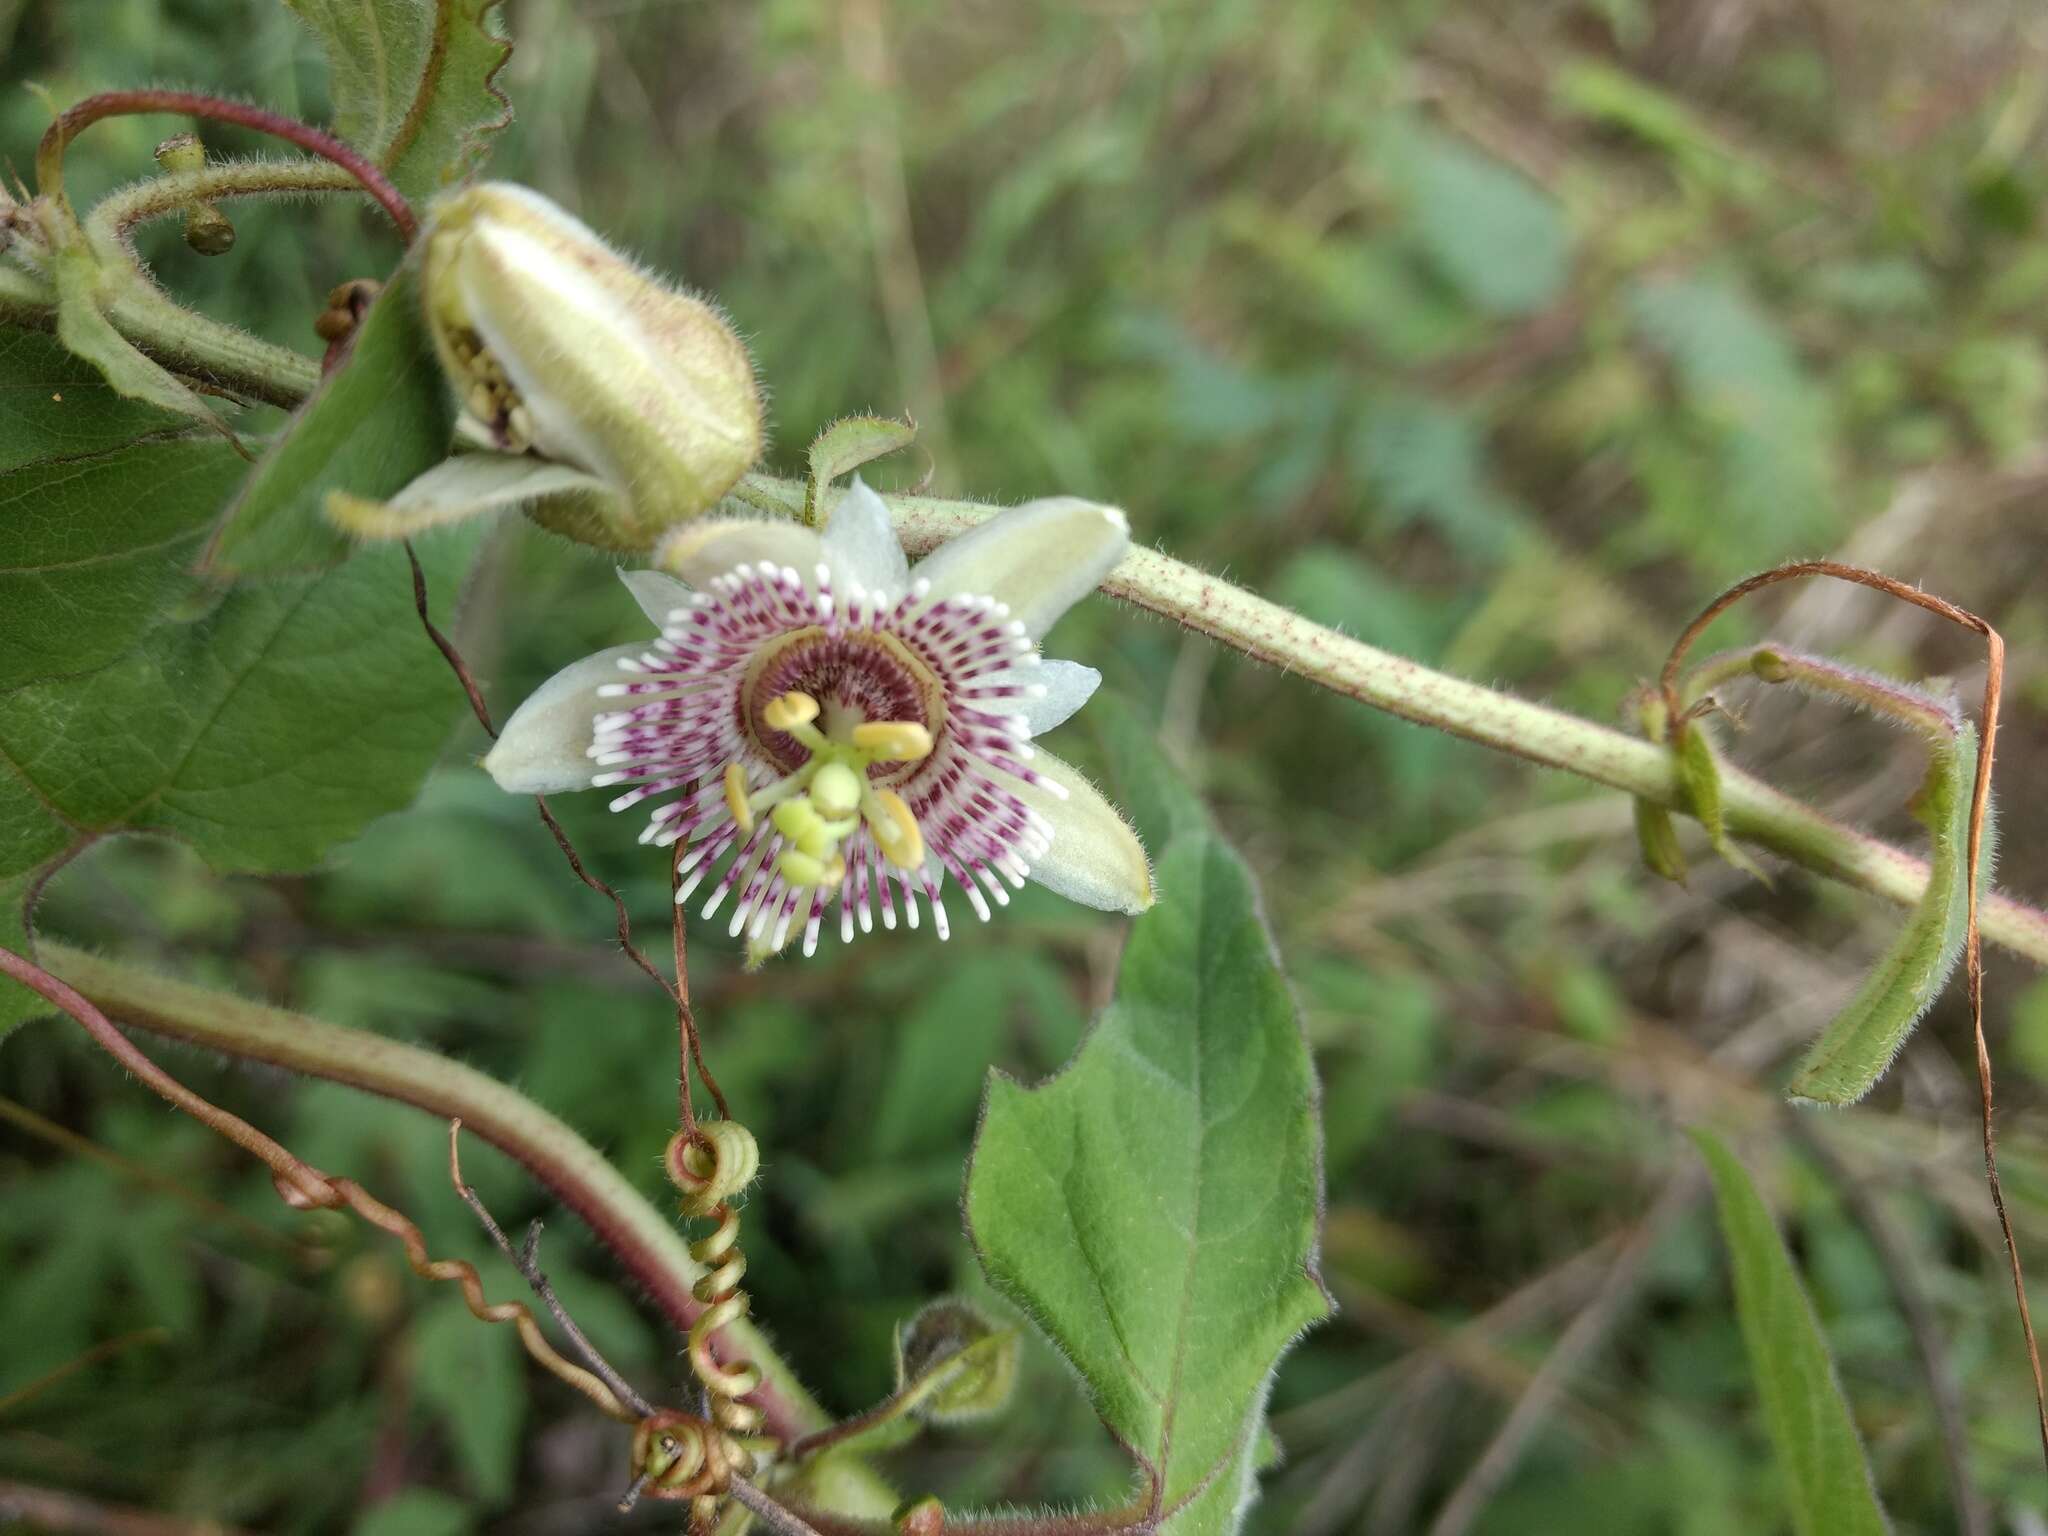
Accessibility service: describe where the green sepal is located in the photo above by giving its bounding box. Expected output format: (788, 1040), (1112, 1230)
(1634, 796), (1688, 884)
(803, 415), (917, 525)
(1674, 720), (1769, 885)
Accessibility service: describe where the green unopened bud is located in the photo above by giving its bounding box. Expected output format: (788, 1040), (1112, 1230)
(154, 133), (235, 255)
(894, 1298), (1019, 1425)
(422, 183), (763, 542)
(1751, 647), (1793, 684)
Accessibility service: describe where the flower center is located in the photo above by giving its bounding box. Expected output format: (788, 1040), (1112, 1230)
(740, 627), (938, 776)
(724, 690), (933, 888)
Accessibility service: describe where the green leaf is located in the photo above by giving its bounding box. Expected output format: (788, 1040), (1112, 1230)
(964, 831), (1329, 1535)
(287, 0), (513, 202)
(1626, 276), (1837, 575)
(352, 1489), (474, 1536)
(0, 329), (189, 473)
(1388, 125), (1571, 317)
(1787, 726), (1980, 1104)
(867, 959), (1012, 1163)
(1693, 1131), (1890, 1536)
(202, 255), (456, 577)
(412, 1293), (524, 1501)
(0, 430), (477, 1031)
(804, 414), (917, 523)
(1349, 395), (1522, 564)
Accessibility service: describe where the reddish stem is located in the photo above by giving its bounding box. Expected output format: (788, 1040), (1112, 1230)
(38, 89), (416, 241)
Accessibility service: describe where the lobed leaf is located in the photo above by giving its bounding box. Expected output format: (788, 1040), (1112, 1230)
(1694, 1131), (1890, 1536)
(287, 0), (513, 202)
(964, 830), (1329, 1535)
(0, 431), (477, 1031)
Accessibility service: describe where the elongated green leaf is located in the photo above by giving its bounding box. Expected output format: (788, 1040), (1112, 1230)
(965, 831), (1329, 1535)
(1694, 1131), (1890, 1536)
(0, 433), (478, 1031)
(202, 256), (455, 576)
(1788, 726), (1980, 1104)
(287, 0), (513, 202)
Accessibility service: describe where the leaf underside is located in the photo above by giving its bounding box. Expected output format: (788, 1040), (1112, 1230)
(965, 831), (1329, 1535)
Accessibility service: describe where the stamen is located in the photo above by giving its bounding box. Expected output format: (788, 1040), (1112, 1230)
(762, 690), (819, 731)
(722, 763), (753, 832)
(864, 788), (925, 870)
(850, 721), (933, 762)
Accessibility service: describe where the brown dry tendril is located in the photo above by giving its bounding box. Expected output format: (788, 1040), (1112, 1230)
(1659, 559), (2046, 1472)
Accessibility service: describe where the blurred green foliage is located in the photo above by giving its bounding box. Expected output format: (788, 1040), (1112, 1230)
(7, 0), (2048, 1532)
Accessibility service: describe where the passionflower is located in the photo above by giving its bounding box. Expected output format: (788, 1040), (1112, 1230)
(482, 482), (1154, 956)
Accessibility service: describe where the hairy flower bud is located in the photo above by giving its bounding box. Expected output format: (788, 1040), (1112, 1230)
(422, 183), (763, 539)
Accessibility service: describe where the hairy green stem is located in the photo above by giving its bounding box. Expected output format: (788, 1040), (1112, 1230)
(38, 941), (828, 1441)
(8, 234), (2043, 963)
(744, 475), (2048, 967)
(87, 159), (359, 242)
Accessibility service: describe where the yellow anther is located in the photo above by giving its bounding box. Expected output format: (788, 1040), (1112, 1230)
(810, 761), (863, 818)
(763, 691), (820, 732)
(866, 789), (925, 871)
(851, 720), (934, 762)
(722, 763), (753, 832)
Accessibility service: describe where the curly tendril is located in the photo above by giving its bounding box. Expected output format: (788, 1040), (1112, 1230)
(628, 1121), (770, 1526)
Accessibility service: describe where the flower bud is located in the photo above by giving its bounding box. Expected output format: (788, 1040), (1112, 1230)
(422, 183), (763, 542)
(893, 1298), (1020, 1424)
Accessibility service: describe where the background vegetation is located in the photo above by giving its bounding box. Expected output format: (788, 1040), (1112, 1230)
(6, 0), (2048, 1531)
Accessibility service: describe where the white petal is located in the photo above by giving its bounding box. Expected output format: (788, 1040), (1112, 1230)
(654, 516), (823, 588)
(617, 567), (693, 629)
(480, 643), (644, 794)
(909, 497), (1128, 640)
(975, 660), (1101, 736)
(1015, 751), (1154, 915)
(327, 452), (614, 539)
(821, 477), (911, 594)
